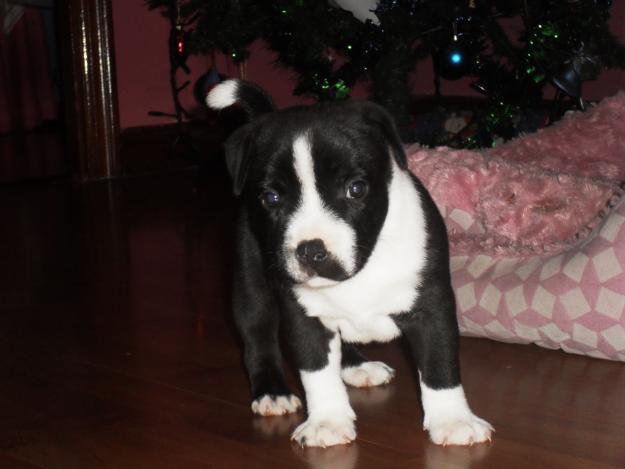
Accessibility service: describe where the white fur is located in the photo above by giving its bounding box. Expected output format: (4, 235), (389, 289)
(341, 361), (395, 387)
(292, 334), (356, 447)
(205, 80), (239, 110)
(294, 159), (427, 343)
(291, 415), (356, 448)
(251, 394), (302, 416)
(285, 135), (357, 284)
(321, 315), (400, 344)
(420, 380), (494, 446)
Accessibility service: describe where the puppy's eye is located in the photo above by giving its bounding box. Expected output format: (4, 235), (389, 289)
(346, 180), (368, 199)
(260, 190), (281, 208)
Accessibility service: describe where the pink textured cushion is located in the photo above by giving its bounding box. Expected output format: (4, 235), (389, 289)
(407, 145), (621, 256)
(407, 93), (625, 361)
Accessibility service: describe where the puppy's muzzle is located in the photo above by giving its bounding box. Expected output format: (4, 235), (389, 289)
(296, 239), (328, 266)
(292, 239), (350, 284)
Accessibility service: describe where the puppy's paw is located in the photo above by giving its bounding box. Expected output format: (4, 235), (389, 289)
(291, 416), (356, 448)
(341, 361), (395, 388)
(251, 394), (302, 416)
(426, 414), (494, 446)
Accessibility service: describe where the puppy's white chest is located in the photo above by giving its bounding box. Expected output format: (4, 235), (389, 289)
(320, 315), (401, 343)
(294, 270), (418, 343)
(293, 165), (427, 344)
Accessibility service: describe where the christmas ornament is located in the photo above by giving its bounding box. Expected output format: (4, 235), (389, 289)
(333, 79), (351, 99)
(312, 75), (351, 100)
(434, 32), (476, 80)
(194, 66), (223, 105)
(552, 43), (602, 98)
(169, 0), (191, 73)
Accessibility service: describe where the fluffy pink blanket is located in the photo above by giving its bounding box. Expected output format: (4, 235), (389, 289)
(407, 93), (625, 361)
(407, 93), (625, 256)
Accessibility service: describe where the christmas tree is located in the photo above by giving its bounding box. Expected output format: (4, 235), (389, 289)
(147, 0), (625, 148)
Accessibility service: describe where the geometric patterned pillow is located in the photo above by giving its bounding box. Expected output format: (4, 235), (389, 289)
(450, 195), (625, 361)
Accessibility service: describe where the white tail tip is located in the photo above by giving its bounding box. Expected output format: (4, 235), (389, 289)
(205, 79), (239, 110)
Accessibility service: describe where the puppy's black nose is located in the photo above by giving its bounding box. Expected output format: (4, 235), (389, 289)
(296, 239), (328, 265)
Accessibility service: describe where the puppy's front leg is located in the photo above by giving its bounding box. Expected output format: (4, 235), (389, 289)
(395, 291), (493, 446)
(282, 304), (356, 447)
(293, 333), (356, 447)
(233, 219), (301, 417)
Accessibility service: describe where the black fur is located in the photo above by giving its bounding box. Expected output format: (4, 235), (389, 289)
(212, 80), (463, 420)
(393, 174), (461, 389)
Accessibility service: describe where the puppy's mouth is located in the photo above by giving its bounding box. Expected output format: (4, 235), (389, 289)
(287, 251), (351, 288)
(301, 276), (342, 288)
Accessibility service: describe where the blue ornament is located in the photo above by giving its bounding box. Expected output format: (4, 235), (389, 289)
(194, 66), (223, 104)
(434, 33), (475, 81)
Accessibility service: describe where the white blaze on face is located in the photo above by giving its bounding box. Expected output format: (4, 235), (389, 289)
(284, 134), (357, 285)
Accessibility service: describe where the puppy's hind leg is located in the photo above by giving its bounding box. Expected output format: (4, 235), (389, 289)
(340, 342), (395, 388)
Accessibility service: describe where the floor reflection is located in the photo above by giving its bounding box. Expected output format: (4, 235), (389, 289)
(348, 382), (395, 407)
(293, 441), (359, 469)
(252, 412), (303, 439)
(424, 439), (492, 469)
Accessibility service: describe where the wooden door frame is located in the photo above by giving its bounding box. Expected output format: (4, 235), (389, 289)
(59, 0), (121, 181)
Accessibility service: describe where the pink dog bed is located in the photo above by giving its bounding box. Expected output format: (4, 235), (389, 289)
(408, 93), (625, 361)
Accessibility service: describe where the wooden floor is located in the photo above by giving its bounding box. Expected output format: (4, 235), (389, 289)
(0, 125), (67, 184)
(1, 162), (624, 469)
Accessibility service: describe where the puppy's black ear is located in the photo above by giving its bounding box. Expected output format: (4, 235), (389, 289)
(360, 101), (407, 170)
(224, 124), (255, 196)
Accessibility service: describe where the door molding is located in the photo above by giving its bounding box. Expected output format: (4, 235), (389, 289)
(59, 0), (121, 181)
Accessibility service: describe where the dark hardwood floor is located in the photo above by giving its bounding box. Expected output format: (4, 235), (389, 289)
(1, 155), (624, 468)
(0, 125), (67, 183)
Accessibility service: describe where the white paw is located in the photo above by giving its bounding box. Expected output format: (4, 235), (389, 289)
(251, 394), (302, 416)
(341, 361), (395, 388)
(426, 414), (494, 446)
(291, 416), (356, 448)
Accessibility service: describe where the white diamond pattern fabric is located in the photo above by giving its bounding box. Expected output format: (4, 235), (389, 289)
(451, 196), (625, 361)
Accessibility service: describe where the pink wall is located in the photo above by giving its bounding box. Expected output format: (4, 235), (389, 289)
(111, 0), (208, 129)
(112, 1), (625, 129)
(111, 1), (313, 128)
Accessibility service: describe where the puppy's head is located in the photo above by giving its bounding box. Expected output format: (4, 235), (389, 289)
(208, 80), (407, 287)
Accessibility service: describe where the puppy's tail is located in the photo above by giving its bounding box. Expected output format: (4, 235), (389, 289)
(206, 79), (275, 121)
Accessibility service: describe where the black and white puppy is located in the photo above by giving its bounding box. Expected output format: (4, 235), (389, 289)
(207, 80), (493, 447)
